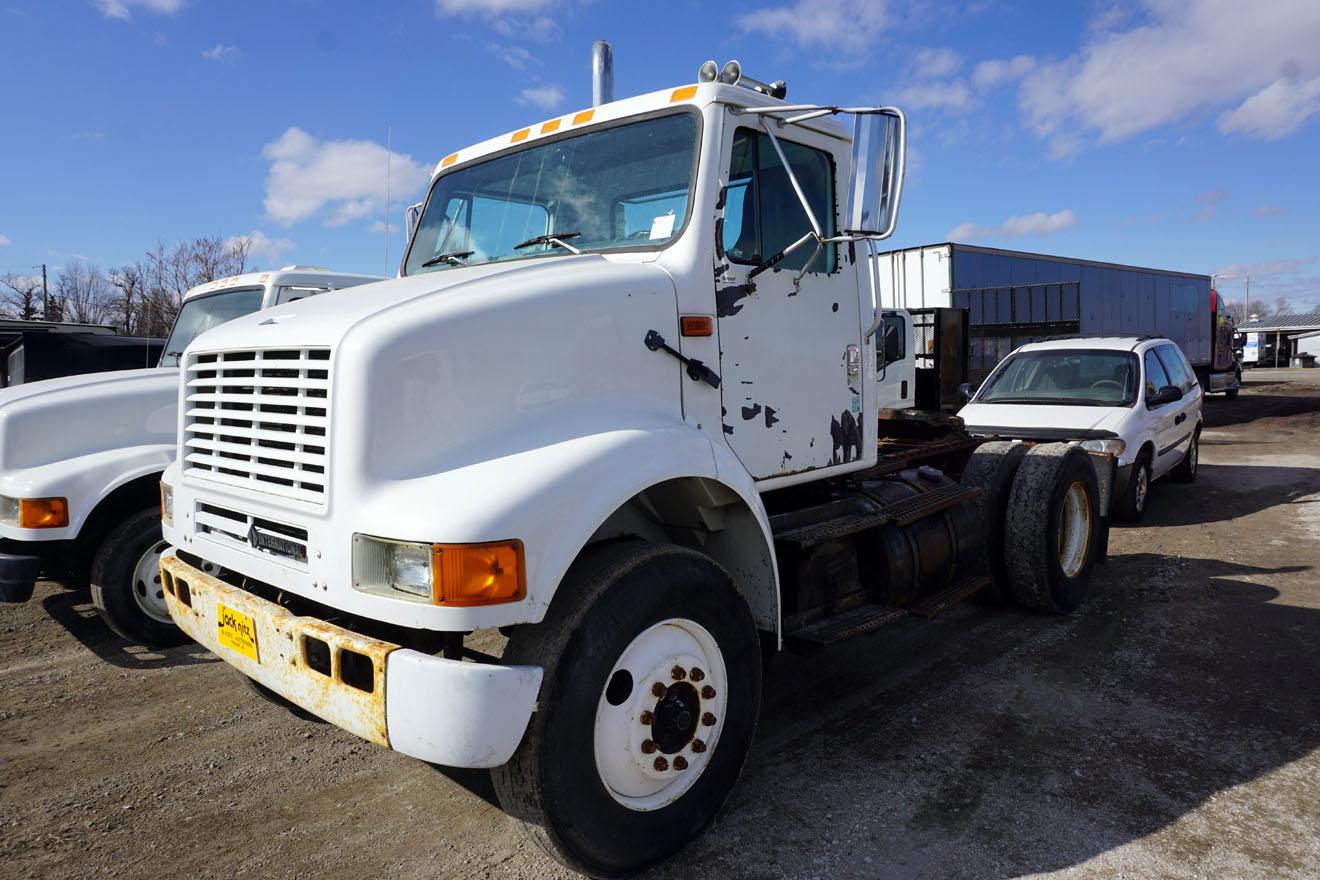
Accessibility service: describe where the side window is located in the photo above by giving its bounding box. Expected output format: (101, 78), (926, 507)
(879, 313), (905, 367)
(1155, 345), (1192, 392)
(1143, 349), (1171, 404)
(721, 128), (836, 273)
(275, 286), (331, 305)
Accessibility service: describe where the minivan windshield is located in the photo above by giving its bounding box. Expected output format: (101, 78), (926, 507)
(160, 287), (265, 367)
(977, 349), (1140, 407)
(404, 113), (698, 276)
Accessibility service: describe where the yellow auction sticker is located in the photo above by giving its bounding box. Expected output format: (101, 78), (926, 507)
(216, 602), (259, 662)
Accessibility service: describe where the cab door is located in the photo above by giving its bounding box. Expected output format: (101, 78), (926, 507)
(714, 125), (864, 479)
(1142, 347), (1186, 478)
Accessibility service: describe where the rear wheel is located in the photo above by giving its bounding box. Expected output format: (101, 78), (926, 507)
(1004, 444), (1101, 613)
(90, 508), (187, 647)
(492, 543), (762, 878)
(1171, 429), (1199, 483)
(959, 440), (1028, 604)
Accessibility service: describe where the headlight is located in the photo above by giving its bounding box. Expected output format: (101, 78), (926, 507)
(160, 482), (174, 528)
(352, 534), (526, 606)
(0, 495), (69, 529)
(1078, 438), (1126, 457)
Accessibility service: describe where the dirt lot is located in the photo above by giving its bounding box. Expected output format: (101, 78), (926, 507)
(3, 370), (1318, 880)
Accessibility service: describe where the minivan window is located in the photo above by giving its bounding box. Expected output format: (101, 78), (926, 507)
(1155, 344), (1194, 392)
(977, 349), (1139, 406)
(1143, 349), (1172, 401)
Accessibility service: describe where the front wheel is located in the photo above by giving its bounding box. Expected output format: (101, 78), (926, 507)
(90, 508), (187, 647)
(492, 543), (762, 878)
(1114, 451), (1152, 523)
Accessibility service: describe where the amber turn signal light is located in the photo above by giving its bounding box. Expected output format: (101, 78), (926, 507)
(680, 315), (713, 337)
(20, 497), (69, 529)
(431, 540), (525, 607)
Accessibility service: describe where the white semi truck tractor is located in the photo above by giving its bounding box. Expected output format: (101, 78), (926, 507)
(0, 267), (380, 645)
(160, 66), (1113, 876)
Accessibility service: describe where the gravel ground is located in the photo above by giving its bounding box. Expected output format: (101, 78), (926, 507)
(2, 370), (1318, 880)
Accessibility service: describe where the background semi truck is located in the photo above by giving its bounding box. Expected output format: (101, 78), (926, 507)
(874, 243), (1242, 395)
(0, 267), (380, 646)
(159, 60), (1123, 877)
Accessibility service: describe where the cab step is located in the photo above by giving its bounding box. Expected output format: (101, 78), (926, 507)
(783, 604), (907, 655)
(773, 482), (980, 547)
(906, 574), (989, 618)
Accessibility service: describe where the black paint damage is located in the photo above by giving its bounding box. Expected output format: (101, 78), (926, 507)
(830, 410), (862, 464)
(716, 283), (756, 318)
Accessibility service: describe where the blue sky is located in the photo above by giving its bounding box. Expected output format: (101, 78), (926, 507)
(3, 0), (1318, 311)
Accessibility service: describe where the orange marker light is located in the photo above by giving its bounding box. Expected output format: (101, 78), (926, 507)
(431, 540), (525, 607)
(670, 85), (698, 102)
(681, 315), (714, 337)
(19, 497), (69, 529)
(511, 128), (530, 143)
(541, 119), (561, 134)
(441, 153), (458, 168)
(572, 109), (595, 125)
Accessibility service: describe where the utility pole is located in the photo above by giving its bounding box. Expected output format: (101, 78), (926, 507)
(39, 264), (48, 320)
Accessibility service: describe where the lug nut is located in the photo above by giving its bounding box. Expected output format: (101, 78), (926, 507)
(702, 712), (717, 726)
(691, 739), (707, 754)
(673, 756), (689, 771)
(653, 757), (669, 772)
(701, 685), (716, 700)
(651, 682), (667, 697)
(671, 665), (687, 681)
(639, 710), (655, 726)
(690, 667), (705, 682)
(641, 739), (658, 754)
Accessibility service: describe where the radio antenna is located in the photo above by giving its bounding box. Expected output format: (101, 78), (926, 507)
(383, 126), (392, 277)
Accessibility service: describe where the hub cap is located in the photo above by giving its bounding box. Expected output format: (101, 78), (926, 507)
(593, 618), (728, 812)
(132, 541), (172, 623)
(1135, 464), (1149, 512)
(1057, 480), (1093, 578)
(1188, 435), (1198, 474)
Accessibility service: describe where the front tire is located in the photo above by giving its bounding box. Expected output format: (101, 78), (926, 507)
(1114, 450), (1152, 523)
(89, 508), (186, 647)
(492, 543), (762, 878)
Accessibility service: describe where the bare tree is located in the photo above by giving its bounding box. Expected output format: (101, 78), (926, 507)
(106, 261), (146, 335)
(1271, 295), (1292, 315)
(0, 273), (44, 320)
(54, 260), (115, 325)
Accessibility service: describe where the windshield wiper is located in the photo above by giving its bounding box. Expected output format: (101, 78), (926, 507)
(513, 231), (582, 254)
(421, 250), (474, 268)
(983, 397), (1112, 406)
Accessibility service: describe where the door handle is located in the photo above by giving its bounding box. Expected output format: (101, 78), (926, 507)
(1174, 413), (1186, 425)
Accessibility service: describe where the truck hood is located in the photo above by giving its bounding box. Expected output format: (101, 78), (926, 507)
(0, 367), (178, 470)
(183, 255), (628, 353)
(956, 401), (1129, 440)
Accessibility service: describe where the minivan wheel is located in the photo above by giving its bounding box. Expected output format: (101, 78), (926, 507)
(1171, 429), (1199, 483)
(1114, 452), (1152, 523)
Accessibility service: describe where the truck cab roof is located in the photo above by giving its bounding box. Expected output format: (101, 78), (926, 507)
(183, 267), (383, 300)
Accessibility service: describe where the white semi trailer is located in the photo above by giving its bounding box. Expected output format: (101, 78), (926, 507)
(159, 66), (1115, 876)
(0, 267), (380, 645)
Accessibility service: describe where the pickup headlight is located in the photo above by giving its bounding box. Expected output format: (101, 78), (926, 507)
(160, 482), (174, 528)
(0, 495), (69, 529)
(1078, 438), (1126, 457)
(352, 534), (525, 606)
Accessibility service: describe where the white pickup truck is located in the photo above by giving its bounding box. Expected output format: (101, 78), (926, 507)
(0, 267), (380, 645)
(160, 67), (1115, 876)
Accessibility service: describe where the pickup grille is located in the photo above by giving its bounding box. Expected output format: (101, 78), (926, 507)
(184, 348), (331, 504)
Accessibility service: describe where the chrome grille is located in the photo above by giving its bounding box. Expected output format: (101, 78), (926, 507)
(184, 348), (331, 503)
(195, 502), (310, 566)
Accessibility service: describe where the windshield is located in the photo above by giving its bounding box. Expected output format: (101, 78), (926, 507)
(404, 112), (698, 275)
(977, 349), (1140, 407)
(160, 287), (265, 367)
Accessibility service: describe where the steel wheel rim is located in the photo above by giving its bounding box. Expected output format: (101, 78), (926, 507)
(1188, 436), (1198, 474)
(1135, 464), (1149, 511)
(1057, 480), (1092, 578)
(593, 618), (728, 812)
(131, 541), (173, 623)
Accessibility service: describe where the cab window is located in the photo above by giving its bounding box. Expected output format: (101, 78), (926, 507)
(1155, 344), (1194, 392)
(722, 128), (836, 273)
(1143, 349), (1172, 404)
(275, 285), (331, 305)
(880, 313), (905, 367)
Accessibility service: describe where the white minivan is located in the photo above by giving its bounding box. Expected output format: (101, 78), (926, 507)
(958, 336), (1203, 522)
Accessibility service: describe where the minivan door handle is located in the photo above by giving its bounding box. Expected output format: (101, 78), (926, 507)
(1174, 413), (1186, 425)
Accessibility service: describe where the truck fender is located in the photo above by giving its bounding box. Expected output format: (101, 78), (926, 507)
(0, 444), (174, 541)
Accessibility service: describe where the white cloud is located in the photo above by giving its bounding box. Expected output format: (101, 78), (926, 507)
(514, 84), (564, 111)
(1018, 0), (1320, 153)
(1215, 257), (1316, 278)
(738, 0), (890, 56)
(948, 209), (1078, 242)
(1252, 204), (1287, 218)
(227, 230), (295, 268)
(913, 47), (961, 79)
(0, 234), (11, 246)
(489, 43), (536, 70)
(895, 81), (972, 111)
(201, 44), (239, 61)
(261, 127), (431, 227)
(1192, 186), (1225, 221)
(435, 0), (561, 38)
(94, 0), (183, 20)
(1218, 75), (1320, 140)
(972, 54), (1035, 89)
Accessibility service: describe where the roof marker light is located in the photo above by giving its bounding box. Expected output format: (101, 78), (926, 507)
(541, 119), (561, 134)
(511, 128), (530, 143)
(441, 153), (458, 168)
(670, 85), (698, 102)
(572, 109), (595, 125)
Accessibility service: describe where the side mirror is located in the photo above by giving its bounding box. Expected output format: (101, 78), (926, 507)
(846, 109), (906, 239)
(404, 202), (423, 246)
(1148, 385), (1183, 407)
(958, 382), (974, 401)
